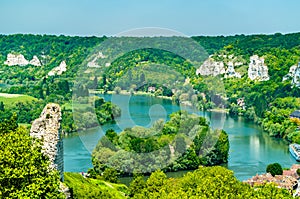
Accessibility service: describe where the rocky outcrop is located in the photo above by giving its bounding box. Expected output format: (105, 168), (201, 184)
(224, 62), (241, 78)
(248, 55), (269, 81)
(4, 53), (42, 66)
(87, 52), (106, 67)
(4, 53), (29, 66)
(196, 55), (242, 78)
(196, 57), (225, 76)
(292, 63), (300, 87)
(30, 103), (64, 181)
(283, 62), (300, 87)
(29, 55), (42, 66)
(48, 61), (67, 76)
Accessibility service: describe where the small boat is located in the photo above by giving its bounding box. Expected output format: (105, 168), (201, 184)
(289, 144), (300, 161)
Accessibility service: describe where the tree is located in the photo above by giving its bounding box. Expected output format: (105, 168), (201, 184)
(0, 101), (4, 111)
(114, 86), (121, 94)
(105, 129), (118, 144)
(0, 113), (18, 134)
(46, 84), (50, 96)
(140, 73), (145, 84)
(102, 74), (107, 86)
(93, 76), (98, 89)
(128, 174), (146, 197)
(38, 87), (44, 99)
(102, 168), (119, 183)
(175, 136), (186, 154)
(266, 163), (283, 176)
(135, 166), (292, 198)
(0, 126), (64, 198)
(128, 70), (133, 82)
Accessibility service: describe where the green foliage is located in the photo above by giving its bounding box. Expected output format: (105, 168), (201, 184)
(92, 111), (229, 176)
(266, 163), (283, 177)
(103, 46), (197, 90)
(0, 93), (37, 107)
(114, 64), (185, 95)
(225, 57), (300, 142)
(0, 101), (4, 111)
(102, 168), (119, 183)
(61, 97), (121, 133)
(0, 113), (18, 134)
(297, 168), (300, 176)
(131, 166), (292, 199)
(95, 100), (121, 125)
(0, 125), (63, 198)
(128, 175), (146, 197)
(64, 172), (127, 199)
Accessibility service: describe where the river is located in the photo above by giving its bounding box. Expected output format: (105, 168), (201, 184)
(64, 94), (298, 181)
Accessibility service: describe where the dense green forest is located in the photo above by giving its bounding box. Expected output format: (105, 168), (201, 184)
(90, 111), (229, 177)
(0, 34), (121, 134)
(65, 166), (293, 199)
(0, 33), (299, 138)
(1, 32), (300, 198)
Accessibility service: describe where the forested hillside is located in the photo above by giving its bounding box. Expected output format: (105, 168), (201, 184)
(1, 32), (300, 198)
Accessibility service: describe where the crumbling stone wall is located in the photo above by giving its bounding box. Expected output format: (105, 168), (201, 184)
(30, 103), (64, 181)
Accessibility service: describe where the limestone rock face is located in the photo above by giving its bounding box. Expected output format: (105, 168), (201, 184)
(224, 62), (241, 78)
(4, 53), (42, 66)
(292, 64), (300, 87)
(248, 55), (270, 81)
(87, 52), (106, 68)
(48, 61), (67, 76)
(283, 63), (300, 87)
(30, 103), (64, 181)
(29, 55), (42, 66)
(4, 53), (29, 66)
(196, 54), (243, 78)
(196, 58), (225, 76)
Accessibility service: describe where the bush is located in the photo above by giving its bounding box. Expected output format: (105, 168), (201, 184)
(266, 163), (283, 177)
(297, 168), (300, 176)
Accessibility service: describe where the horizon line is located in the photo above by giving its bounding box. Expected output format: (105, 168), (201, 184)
(0, 30), (299, 38)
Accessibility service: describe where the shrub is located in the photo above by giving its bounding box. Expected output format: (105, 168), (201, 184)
(266, 163), (283, 177)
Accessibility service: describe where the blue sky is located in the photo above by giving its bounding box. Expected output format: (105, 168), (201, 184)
(0, 0), (299, 36)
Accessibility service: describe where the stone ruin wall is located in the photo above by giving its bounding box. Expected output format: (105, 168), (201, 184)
(30, 103), (64, 181)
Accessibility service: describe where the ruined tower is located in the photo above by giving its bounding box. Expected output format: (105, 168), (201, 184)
(30, 103), (64, 181)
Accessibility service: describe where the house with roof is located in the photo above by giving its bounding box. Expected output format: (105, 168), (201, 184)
(244, 164), (300, 192)
(290, 110), (300, 119)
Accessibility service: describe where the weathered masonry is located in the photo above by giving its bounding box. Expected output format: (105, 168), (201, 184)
(30, 103), (64, 181)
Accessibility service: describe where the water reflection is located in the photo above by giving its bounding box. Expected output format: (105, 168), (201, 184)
(64, 94), (298, 181)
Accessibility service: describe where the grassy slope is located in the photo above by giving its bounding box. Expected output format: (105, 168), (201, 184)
(64, 172), (128, 199)
(0, 93), (37, 107)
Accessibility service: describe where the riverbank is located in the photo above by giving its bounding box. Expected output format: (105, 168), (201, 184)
(64, 94), (297, 181)
(207, 108), (229, 113)
(90, 89), (173, 100)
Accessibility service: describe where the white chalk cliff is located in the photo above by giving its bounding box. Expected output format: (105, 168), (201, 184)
(196, 54), (242, 78)
(48, 61), (67, 76)
(29, 55), (42, 66)
(4, 53), (29, 66)
(196, 57), (226, 76)
(248, 55), (269, 81)
(283, 62), (300, 87)
(4, 53), (42, 66)
(224, 61), (242, 78)
(87, 52), (106, 67)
